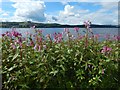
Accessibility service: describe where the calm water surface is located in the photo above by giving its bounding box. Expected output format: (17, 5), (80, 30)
(0, 28), (118, 40)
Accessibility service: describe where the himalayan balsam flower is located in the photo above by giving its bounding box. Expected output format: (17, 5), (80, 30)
(113, 35), (120, 41)
(46, 34), (51, 39)
(101, 46), (112, 53)
(32, 25), (36, 29)
(34, 44), (38, 50)
(74, 27), (79, 32)
(30, 41), (34, 46)
(34, 44), (41, 52)
(2, 33), (5, 37)
(84, 20), (91, 29)
(5, 31), (12, 37)
(53, 33), (63, 43)
(38, 45), (41, 52)
(11, 30), (22, 37)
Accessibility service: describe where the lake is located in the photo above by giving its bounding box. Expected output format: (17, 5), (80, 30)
(0, 28), (118, 40)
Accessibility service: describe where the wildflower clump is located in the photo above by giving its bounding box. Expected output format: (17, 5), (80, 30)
(1, 22), (119, 89)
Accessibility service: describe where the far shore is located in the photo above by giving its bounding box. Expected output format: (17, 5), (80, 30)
(0, 22), (119, 28)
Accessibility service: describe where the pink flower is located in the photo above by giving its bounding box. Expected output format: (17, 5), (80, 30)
(33, 44), (41, 52)
(11, 30), (22, 37)
(46, 34), (51, 38)
(2, 34), (5, 37)
(5, 31), (12, 37)
(19, 43), (22, 48)
(101, 46), (112, 53)
(38, 45), (41, 52)
(15, 38), (22, 44)
(84, 20), (91, 29)
(113, 35), (120, 41)
(74, 27), (79, 32)
(32, 25), (36, 29)
(30, 41), (34, 46)
(53, 32), (63, 43)
(34, 44), (38, 50)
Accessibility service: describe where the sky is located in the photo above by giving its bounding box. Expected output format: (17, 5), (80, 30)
(0, 0), (119, 25)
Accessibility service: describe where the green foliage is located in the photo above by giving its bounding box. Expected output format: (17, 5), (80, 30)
(1, 28), (119, 89)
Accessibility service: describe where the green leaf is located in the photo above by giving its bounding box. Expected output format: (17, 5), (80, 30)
(8, 65), (17, 72)
(106, 59), (110, 62)
(50, 69), (58, 76)
(60, 65), (65, 71)
(12, 53), (19, 61)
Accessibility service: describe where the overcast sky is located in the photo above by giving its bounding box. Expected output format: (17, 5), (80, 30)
(0, 0), (119, 25)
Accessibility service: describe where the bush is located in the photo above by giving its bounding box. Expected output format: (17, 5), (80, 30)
(1, 23), (119, 89)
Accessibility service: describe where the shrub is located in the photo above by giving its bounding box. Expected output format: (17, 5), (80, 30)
(1, 22), (119, 89)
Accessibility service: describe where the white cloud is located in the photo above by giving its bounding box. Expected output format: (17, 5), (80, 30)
(1, 1), (118, 25)
(1, 13), (9, 16)
(60, 0), (69, 5)
(57, 4), (88, 25)
(10, 0), (46, 22)
(94, 2), (118, 12)
(59, 5), (75, 17)
(0, 8), (10, 19)
(56, 2), (118, 25)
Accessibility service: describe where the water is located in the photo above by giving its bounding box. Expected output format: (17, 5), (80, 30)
(0, 28), (119, 40)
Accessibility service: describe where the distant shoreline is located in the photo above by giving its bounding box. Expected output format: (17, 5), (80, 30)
(0, 22), (119, 28)
(0, 26), (119, 28)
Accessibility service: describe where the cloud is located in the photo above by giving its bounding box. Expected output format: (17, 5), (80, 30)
(94, 2), (118, 12)
(59, 5), (75, 17)
(1, 1), (118, 25)
(56, 2), (118, 25)
(44, 14), (58, 23)
(0, 8), (10, 19)
(1, 13), (9, 16)
(60, 0), (69, 5)
(11, 0), (46, 22)
(52, 16), (58, 21)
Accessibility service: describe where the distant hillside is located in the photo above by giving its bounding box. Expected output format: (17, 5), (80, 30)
(0, 21), (119, 28)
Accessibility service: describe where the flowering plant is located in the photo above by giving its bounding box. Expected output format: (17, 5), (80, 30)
(1, 22), (119, 89)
